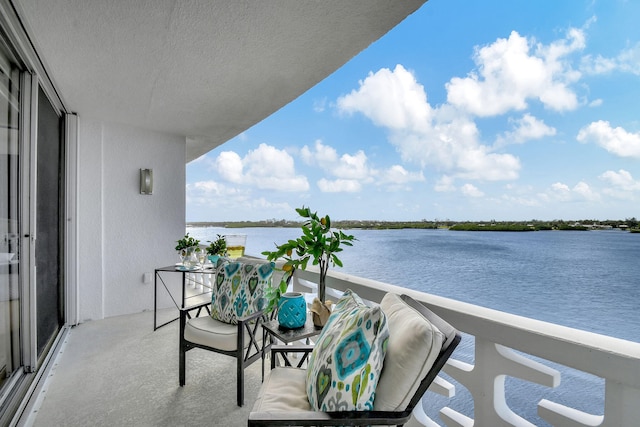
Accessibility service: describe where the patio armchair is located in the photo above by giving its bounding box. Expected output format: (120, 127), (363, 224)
(179, 258), (276, 406)
(248, 293), (461, 426)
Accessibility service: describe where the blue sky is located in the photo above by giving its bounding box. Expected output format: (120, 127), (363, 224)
(187, 0), (640, 222)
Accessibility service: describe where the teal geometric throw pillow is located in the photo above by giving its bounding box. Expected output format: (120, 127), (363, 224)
(306, 289), (389, 411)
(210, 260), (274, 324)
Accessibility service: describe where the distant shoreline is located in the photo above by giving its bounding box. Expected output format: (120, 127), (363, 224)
(188, 219), (639, 232)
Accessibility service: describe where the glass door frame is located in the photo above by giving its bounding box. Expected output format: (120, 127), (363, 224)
(0, 1), (78, 420)
(20, 68), (36, 374)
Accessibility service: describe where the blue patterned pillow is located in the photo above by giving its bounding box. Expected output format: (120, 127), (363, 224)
(210, 256), (230, 269)
(306, 289), (389, 411)
(210, 260), (274, 324)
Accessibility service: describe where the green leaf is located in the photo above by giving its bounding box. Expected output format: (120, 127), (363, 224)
(296, 207), (310, 218)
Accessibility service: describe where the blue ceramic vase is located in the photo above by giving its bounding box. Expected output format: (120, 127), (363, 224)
(277, 292), (307, 329)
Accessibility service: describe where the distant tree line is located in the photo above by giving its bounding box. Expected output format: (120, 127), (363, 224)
(449, 222), (588, 231)
(189, 217), (639, 231)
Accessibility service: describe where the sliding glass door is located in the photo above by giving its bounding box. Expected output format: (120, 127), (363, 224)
(0, 39), (21, 394)
(0, 28), (65, 421)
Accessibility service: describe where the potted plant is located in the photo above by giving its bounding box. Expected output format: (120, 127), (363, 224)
(175, 233), (200, 268)
(205, 234), (227, 263)
(262, 206), (355, 326)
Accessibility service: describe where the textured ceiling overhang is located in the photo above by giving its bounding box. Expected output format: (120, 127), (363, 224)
(15, 0), (426, 161)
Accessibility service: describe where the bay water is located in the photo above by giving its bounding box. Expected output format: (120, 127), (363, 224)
(187, 225), (640, 424)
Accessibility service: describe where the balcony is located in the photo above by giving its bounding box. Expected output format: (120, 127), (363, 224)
(18, 267), (640, 427)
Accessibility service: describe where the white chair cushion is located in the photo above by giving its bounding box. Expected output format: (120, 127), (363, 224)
(184, 316), (262, 352)
(373, 293), (444, 411)
(252, 367), (311, 412)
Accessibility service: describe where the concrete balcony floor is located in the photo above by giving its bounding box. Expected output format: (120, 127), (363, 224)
(27, 309), (261, 427)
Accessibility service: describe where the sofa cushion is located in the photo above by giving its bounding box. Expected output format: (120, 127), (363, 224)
(210, 260), (274, 324)
(373, 293), (444, 411)
(306, 289), (389, 411)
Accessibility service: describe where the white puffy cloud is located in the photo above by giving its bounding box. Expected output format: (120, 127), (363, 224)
(573, 181), (600, 201)
(446, 29), (583, 116)
(214, 143), (309, 191)
(331, 151), (371, 180)
(378, 165), (424, 185)
(300, 139), (338, 166)
(456, 146), (521, 180)
(550, 182), (572, 201)
(335, 26), (590, 184)
(551, 182), (570, 192)
(549, 181), (600, 202)
(337, 64), (431, 132)
(577, 121), (640, 158)
(494, 114), (556, 147)
(336, 65), (521, 181)
(461, 183), (484, 197)
(600, 169), (640, 191)
(216, 151), (244, 183)
(302, 140), (375, 192)
(302, 140), (372, 179)
(302, 140), (424, 192)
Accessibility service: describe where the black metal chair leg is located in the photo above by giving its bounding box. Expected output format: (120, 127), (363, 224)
(179, 312), (187, 386)
(237, 357), (244, 406)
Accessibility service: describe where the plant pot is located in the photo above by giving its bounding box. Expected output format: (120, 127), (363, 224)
(277, 292), (307, 329)
(310, 297), (332, 327)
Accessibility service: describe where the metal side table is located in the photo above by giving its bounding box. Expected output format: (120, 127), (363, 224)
(261, 317), (323, 378)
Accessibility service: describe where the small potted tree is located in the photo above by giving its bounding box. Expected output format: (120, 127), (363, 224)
(262, 206), (355, 327)
(205, 234), (227, 263)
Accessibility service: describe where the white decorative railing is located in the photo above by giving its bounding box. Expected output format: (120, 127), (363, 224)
(290, 266), (640, 427)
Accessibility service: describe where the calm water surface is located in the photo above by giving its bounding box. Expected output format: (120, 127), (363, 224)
(189, 226), (639, 342)
(187, 226), (640, 424)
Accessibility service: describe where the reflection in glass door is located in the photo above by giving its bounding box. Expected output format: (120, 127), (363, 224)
(35, 85), (64, 359)
(0, 43), (20, 392)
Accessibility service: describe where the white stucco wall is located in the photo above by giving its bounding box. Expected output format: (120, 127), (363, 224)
(78, 119), (185, 321)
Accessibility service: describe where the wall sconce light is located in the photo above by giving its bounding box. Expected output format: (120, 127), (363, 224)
(140, 168), (153, 195)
